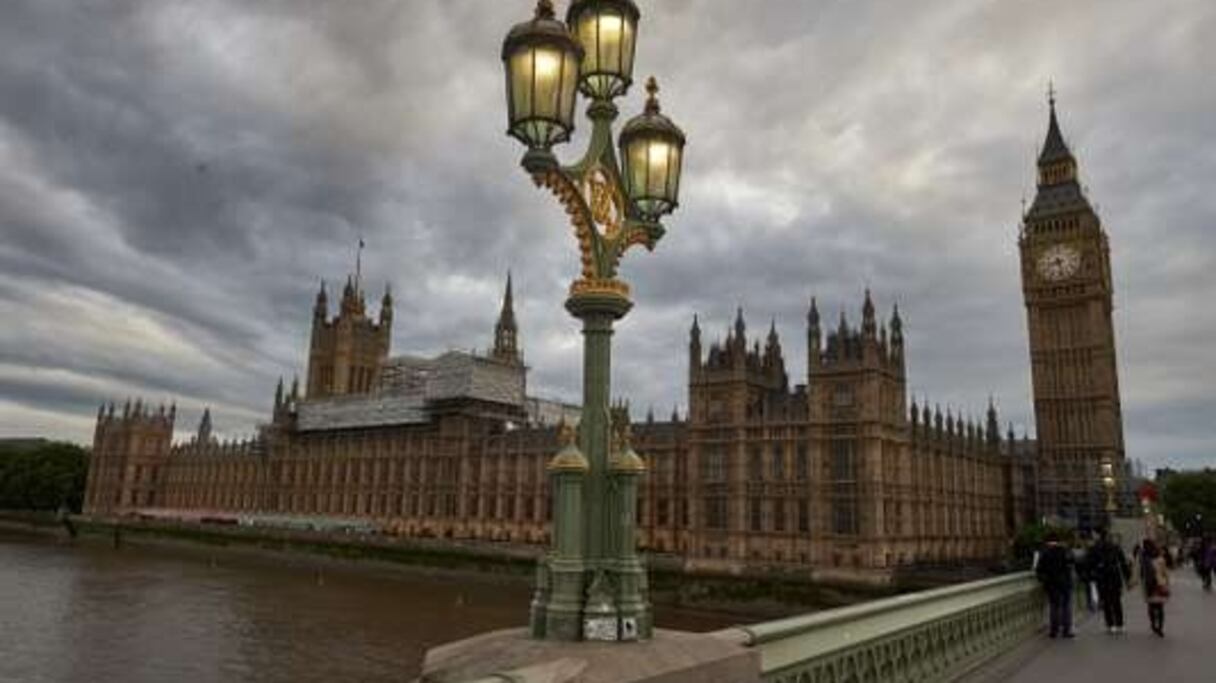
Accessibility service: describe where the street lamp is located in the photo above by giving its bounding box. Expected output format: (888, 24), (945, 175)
(1101, 458), (1117, 524)
(502, 0), (685, 643)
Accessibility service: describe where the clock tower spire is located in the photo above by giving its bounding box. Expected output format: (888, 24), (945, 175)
(1019, 90), (1126, 530)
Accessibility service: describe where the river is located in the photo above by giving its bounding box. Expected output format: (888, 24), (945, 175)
(0, 531), (744, 682)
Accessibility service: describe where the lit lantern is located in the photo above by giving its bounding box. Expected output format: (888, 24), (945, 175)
(619, 77), (685, 219)
(502, 0), (584, 150)
(567, 0), (640, 100)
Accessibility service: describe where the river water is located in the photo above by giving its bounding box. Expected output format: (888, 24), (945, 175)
(0, 531), (743, 682)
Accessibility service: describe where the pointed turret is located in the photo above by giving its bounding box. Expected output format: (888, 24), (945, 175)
(198, 408), (213, 444)
(290, 375), (299, 401)
(734, 306), (746, 347)
(380, 283), (393, 326)
(861, 289), (876, 338)
(492, 272), (521, 365)
(808, 296), (821, 346)
(689, 314), (702, 373)
(1027, 86), (1090, 220)
(986, 397), (1000, 448)
(314, 281), (328, 320)
(274, 377), (284, 410)
(1038, 86), (1074, 167)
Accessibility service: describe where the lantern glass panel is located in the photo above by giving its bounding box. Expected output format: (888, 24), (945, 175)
(507, 45), (579, 148)
(574, 8), (636, 99)
(625, 135), (682, 217)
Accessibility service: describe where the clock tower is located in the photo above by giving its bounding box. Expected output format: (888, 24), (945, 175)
(1019, 93), (1126, 530)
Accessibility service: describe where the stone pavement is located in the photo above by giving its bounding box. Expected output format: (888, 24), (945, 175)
(990, 572), (1214, 683)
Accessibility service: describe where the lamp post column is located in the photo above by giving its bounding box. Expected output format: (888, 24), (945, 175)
(532, 424), (589, 641)
(610, 424), (650, 639)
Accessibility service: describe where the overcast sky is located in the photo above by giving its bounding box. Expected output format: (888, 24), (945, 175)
(1, 1), (1213, 470)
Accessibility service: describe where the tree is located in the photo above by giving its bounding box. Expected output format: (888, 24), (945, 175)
(0, 440), (89, 512)
(1160, 470), (1216, 538)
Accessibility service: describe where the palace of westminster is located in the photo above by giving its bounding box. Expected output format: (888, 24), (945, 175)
(84, 100), (1129, 578)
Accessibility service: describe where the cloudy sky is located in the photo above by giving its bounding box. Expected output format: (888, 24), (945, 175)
(1, 1), (1213, 470)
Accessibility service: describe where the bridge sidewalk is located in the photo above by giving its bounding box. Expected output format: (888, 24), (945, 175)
(968, 572), (1214, 683)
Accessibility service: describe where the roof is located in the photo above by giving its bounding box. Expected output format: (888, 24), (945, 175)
(1038, 102), (1074, 165)
(1026, 180), (1093, 220)
(296, 351), (526, 432)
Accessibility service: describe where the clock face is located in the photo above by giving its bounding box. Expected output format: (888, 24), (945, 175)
(1037, 244), (1081, 282)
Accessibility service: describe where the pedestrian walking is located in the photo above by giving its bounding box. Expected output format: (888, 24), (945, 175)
(1076, 538), (1097, 613)
(1139, 538), (1171, 637)
(1089, 529), (1131, 633)
(1205, 542), (1216, 592)
(1036, 530), (1076, 638)
(1194, 537), (1214, 591)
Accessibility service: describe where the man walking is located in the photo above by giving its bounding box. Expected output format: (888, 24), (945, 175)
(1036, 530), (1076, 639)
(1089, 529), (1131, 633)
(1194, 537), (1213, 591)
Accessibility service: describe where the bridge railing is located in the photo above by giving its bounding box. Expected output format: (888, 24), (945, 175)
(715, 572), (1045, 683)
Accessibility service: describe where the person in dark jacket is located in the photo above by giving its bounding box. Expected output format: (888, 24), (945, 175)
(1036, 531), (1076, 638)
(1193, 537), (1213, 591)
(1089, 529), (1131, 633)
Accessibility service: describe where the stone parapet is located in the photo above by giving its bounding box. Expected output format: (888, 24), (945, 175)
(418, 627), (759, 683)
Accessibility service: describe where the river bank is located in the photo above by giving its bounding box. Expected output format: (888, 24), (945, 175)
(0, 510), (902, 620)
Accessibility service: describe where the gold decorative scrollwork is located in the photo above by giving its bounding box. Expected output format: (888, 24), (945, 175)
(584, 166), (623, 240)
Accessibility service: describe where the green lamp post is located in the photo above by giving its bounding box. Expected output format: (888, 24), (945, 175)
(502, 0), (685, 642)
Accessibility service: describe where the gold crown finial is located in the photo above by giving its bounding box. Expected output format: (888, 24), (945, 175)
(645, 76), (660, 113)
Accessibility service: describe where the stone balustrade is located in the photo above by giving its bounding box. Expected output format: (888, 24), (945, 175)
(423, 572), (1060, 683)
(717, 572), (1044, 683)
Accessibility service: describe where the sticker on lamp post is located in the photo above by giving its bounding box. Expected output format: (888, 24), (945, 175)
(583, 615), (619, 641)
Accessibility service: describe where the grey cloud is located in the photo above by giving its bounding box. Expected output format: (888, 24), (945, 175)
(0, 1), (1213, 469)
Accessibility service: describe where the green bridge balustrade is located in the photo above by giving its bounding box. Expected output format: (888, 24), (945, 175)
(423, 572), (1080, 683)
(716, 572), (1045, 683)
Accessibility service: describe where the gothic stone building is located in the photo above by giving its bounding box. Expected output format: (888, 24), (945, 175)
(1019, 96), (1129, 529)
(85, 269), (1037, 579)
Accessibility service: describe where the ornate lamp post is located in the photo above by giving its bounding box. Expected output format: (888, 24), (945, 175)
(501, 0), (685, 643)
(1100, 458), (1117, 525)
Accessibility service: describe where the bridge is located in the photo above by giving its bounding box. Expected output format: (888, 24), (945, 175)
(420, 571), (1213, 682)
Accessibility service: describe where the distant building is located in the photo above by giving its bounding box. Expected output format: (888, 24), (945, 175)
(84, 270), (1036, 578)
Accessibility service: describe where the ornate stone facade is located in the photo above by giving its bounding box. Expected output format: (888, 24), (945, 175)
(1019, 97), (1127, 529)
(84, 275), (1036, 578)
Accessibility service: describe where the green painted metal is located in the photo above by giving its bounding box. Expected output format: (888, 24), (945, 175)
(517, 66), (667, 647)
(728, 572), (1048, 683)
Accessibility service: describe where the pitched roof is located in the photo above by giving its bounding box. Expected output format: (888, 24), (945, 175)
(1038, 100), (1074, 165)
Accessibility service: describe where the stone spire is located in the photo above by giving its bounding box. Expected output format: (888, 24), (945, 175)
(314, 280), (328, 320)
(492, 272), (521, 365)
(861, 289), (876, 338)
(380, 283), (393, 326)
(689, 314), (702, 372)
(1038, 83), (1073, 166)
(986, 397), (1000, 448)
(198, 408), (212, 444)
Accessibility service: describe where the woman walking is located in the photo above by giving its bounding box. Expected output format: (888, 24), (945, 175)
(1139, 539), (1171, 637)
